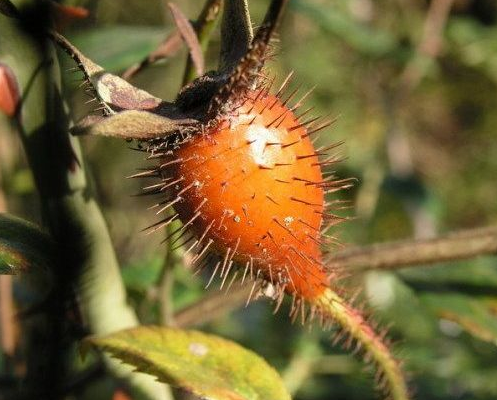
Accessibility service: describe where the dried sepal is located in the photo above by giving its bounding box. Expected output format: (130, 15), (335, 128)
(207, 0), (289, 119)
(50, 31), (201, 140)
(71, 110), (198, 140)
(49, 31), (163, 113)
(219, 0), (253, 72)
(168, 2), (204, 77)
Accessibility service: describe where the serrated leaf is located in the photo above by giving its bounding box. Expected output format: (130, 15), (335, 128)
(420, 292), (497, 345)
(0, 213), (56, 274)
(83, 326), (292, 400)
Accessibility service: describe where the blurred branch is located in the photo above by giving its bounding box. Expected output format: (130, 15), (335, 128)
(176, 225), (497, 327)
(0, 276), (14, 355)
(174, 282), (252, 328)
(329, 225), (497, 272)
(0, 5), (171, 399)
(400, 0), (455, 93)
(283, 349), (356, 395)
(383, 0), (455, 238)
(159, 250), (176, 327)
(282, 339), (321, 395)
(122, 0), (222, 83)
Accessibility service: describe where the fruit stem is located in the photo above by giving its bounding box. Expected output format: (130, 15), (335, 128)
(316, 288), (409, 400)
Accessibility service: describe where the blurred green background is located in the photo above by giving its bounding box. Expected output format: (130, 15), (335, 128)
(2, 0), (497, 399)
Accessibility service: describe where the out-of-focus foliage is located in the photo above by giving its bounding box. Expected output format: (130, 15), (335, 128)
(0, 213), (55, 275)
(2, 0), (497, 399)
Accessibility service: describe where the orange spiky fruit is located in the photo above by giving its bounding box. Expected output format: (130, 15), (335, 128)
(142, 84), (408, 400)
(164, 90), (332, 300)
(49, 0), (410, 396)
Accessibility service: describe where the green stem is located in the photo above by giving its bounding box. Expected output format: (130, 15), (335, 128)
(0, 4), (171, 399)
(182, 0), (223, 85)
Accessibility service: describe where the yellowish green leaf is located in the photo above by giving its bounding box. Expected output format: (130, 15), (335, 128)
(83, 326), (292, 400)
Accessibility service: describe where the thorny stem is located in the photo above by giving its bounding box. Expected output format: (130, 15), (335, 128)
(316, 289), (409, 400)
(0, 3), (171, 399)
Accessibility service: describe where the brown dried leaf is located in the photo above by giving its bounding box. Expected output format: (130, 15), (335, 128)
(168, 3), (204, 77)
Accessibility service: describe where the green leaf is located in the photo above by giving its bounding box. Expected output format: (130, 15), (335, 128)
(83, 326), (292, 400)
(420, 292), (497, 345)
(67, 26), (166, 72)
(0, 213), (56, 274)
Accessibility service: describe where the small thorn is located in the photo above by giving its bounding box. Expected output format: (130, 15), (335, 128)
(290, 197), (322, 207)
(275, 71), (294, 97)
(288, 115), (321, 132)
(302, 119), (335, 138)
(290, 86), (316, 111)
(265, 109), (288, 128)
(265, 194), (279, 205)
(205, 261), (221, 289)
